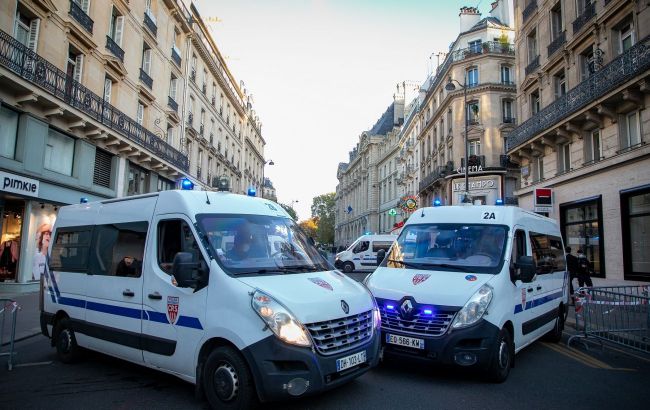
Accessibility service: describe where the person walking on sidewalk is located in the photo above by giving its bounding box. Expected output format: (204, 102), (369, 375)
(565, 247), (578, 299)
(576, 248), (594, 288)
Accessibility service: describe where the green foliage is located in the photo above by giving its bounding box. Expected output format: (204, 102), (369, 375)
(279, 203), (298, 221)
(311, 193), (335, 245)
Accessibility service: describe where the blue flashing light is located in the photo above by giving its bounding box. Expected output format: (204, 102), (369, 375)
(386, 305), (395, 310)
(423, 309), (433, 315)
(247, 186), (257, 197)
(495, 198), (504, 206)
(433, 199), (442, 207)
(79, 197), (88, 204)
(181, 178), (194, 190)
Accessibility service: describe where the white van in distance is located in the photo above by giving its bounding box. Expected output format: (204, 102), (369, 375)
(335, 234), (397, 273)
(365, 205), (568, 382)
(40, 191), (380, 407)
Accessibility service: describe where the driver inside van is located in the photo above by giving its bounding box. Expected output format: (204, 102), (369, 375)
(226, 223), (266, 261)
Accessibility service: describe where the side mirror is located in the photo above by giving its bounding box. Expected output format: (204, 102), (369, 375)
(308, 237), (316, 246)
(172, 252), (206, 289)
(377, 249), (386, 266)
(514, 255), (536, 283)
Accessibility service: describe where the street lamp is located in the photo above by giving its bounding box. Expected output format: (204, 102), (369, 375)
(445, 77), (472, 204)
(290, 199), (299, 209)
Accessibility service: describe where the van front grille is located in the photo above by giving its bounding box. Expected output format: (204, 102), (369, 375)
(305, 310), (373, 356)
(378, 301), (457, 337)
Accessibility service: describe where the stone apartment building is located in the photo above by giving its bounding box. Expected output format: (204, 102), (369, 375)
(507, 0), (649, 282)
(0, 0), (264, 290)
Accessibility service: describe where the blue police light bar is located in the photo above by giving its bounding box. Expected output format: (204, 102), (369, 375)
(433, 199), (442, 207)
(181, 178), (194, 190)
(80, 197), (88, 203)
(247, 186), (257, 197)
(423, 309), (433, 315)
(495, 199), (504, 206)
(386, 305), (395, 310)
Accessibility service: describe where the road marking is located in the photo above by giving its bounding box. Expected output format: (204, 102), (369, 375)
(542, 343), (635, 371)
(600, 344), (650, 364)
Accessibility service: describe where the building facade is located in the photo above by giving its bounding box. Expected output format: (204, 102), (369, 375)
(418, 2), (520, 208)
(508, 0), (650, 282)
(0, 0), (264, 290)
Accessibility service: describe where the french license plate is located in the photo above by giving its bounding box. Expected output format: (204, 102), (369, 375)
(336, 350), (367, 372)
(386, 333), (425, 349)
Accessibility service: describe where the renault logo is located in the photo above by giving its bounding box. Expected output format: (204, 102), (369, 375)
(400, 299), (414, 318)
(341, 300), (349, 314)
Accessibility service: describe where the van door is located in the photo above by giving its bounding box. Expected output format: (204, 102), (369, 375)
(142, 215), (207, 377)
(84, 221), (148, 363)
(510, 228), (539, 348)
(352, 240), (371, 271)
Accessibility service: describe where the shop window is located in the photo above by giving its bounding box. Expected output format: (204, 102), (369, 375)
(157, 176), (174, 192)
(0, 106), (19, 159)
(44, 129), (75, 176)
(127, 163), (149, 196)
(0, 202), (24, 281)
(90, 222), (147, 277)
(621, 186), (650, 281)
(50, 227), (93, 272)
(93, 149), (113, 188)
(560, 197), (604, 278)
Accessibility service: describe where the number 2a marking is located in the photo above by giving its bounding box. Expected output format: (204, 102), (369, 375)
(483, 212), (496, 220)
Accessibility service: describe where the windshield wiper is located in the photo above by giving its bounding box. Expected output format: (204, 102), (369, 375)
(234, 266), (320, 275)
(387, 259), (421, 268)
(416, 263), (473, 272)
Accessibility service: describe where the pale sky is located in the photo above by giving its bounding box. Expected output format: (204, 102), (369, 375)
(196, 0), (492, 220)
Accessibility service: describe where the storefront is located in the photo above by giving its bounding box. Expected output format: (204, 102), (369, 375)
(560, 196), (605, 278)
(450, 175), (502, 205)
(620, 185), (650, 282)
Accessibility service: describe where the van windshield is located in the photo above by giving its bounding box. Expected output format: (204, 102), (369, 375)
(197, 214), (330, 275)
(380, 223), (509, 275)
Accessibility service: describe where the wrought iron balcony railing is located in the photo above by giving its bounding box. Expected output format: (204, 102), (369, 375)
(171, 46), (181, 67)
(525, 55), (540, 76)
(187, 112), (194, 126)
(506, 35), (650, 152)
(167, 96), (178, 112)
(69, 0), (94, 34)
(105, 35), (124, 62)
(547, 31), (566, 57)
(143, 11), (157, 37)
(0, 30), (187, 171)
(139, 68), (153, 89)
(522, 0), (538, 24)
(502, 116), (516, 124)
(190, 69), (196, 82)
(572, 2), (596, 35)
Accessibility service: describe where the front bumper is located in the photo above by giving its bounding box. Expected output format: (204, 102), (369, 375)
(381, 319), (500, 368)
(242, 330), (380, 402)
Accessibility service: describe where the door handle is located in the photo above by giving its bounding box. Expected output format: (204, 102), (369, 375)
(148, 292), (162, 300)
(536, 286), (542, 291)
(122, 290), (135, 297)
(527, 288), (534, 293)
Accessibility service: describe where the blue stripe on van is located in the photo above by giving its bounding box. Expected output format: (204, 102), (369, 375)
(514, 291), (563, 314)
(146, 311), (169, 324)
(86, 301), (143, 319)
(176, 316), (203, 330)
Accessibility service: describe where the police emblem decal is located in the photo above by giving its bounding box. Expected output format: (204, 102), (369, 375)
(341, 300), (349, 314)
(308, 277), (333, 291)
(167, 296), (179, 324)
(412, 273), (431, 285)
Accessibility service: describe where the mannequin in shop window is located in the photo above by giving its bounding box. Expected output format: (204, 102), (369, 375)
(0, 235), (20, 280)
(32, 223), (52, 281)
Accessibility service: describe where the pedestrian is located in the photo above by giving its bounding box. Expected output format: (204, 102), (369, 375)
(565, 246), (578, 299)
(575, 248), (594, 288)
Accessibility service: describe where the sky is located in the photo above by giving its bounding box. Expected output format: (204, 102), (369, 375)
(196, 0), (493, 220)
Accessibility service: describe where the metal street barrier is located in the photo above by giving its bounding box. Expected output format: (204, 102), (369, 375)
(569, 286), (650, 353)
(0, 298), (20, 370)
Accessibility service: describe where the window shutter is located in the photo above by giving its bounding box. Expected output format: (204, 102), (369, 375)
(143, 48), (151, 74)
(73, 54), (84, 82)
(136, 103), (144, 125)
(93, 149), (113, 188)
(104, 78), (112, 102)
(115, 16), (124, 46)
(81, 0), (90, 13)
(27, 19), (40, 51)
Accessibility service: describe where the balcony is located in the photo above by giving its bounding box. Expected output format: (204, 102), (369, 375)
(547, 31), (566, 57)
(0, 30), (187, 171)
(522, 1), (537, 24)
(105, 35), (124, 62)
(502, 116), (516, 124)
(69, 0), (93, 34)
(419, 161), (454, 193)
(171, 46), (181, 67)
(500, 154), (519, 168)
(167, 96), (178, 112)
(143, 11), (157, 37)
(572, 2), (596, 35)
(506, 35), (650, 152)
(461, 155), (485, 168)
(525, 55), (540, 76)
(139, 68), (153, 89)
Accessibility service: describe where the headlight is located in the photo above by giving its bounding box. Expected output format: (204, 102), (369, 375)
(451, 284), (493, 329)
(251, 290), (311, 347)
(372, 306), (381, 330)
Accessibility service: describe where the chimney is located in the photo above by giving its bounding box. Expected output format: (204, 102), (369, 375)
(459, 6), (481, 33)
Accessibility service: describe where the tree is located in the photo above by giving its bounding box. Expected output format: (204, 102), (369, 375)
(298, 217), (318, 239)
(279, 203), (298, 221)
(311, 193), (335, 245)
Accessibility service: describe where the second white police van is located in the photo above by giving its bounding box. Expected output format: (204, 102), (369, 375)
(365, 204), (568, 382)
(334, 234), (396, 273)
(40, 190), (380, 408)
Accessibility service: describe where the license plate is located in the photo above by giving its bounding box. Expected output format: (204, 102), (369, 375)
(386, 333), (425, 349)
(336, 350), (366, 372)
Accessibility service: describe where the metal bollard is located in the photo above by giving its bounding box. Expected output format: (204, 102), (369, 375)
(0, 298), (20, 370)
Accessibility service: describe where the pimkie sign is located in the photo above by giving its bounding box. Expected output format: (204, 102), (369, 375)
(1, 171), (39, 197)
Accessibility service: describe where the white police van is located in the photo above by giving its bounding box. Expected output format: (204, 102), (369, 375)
(335, 234), (397, 273)
(365, 204), (568, 382)
(40, 190), (380, 408)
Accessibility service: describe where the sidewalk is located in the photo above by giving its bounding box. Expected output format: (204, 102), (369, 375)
(0, 291), (41, 344)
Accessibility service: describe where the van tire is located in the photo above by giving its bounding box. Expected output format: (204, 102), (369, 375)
(203, 346), (256, 410)
(543, 307), (564, 343)
(54, 318), (81, 364)
(342, 262), (354, 273)
(485, 327), (512, 383)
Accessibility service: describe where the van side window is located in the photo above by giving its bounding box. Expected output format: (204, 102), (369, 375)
(510, 229), (527, 279)
(372, 241), (393, 252)
(530, 232), (566, 275)
(158, 219), (205, 281)
(50, 228), (93, 272)
(353, 241), (369, 253)
(90, 222), (148, 277)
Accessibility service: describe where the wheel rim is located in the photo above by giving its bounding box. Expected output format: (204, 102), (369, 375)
(213, 362), (239, 402)
(59, 329), (72, 353)
(497, 339), (509, 369)
(344, 263), (353, 273)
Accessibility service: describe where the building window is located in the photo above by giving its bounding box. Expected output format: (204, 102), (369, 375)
(621, 186), (650, 281)
(502, 99), (514, 123)
(554, 70), (566, 99)
(585, 129), (602, 163)
(157, 176), (174, 192)
(466, 101), (479, 125)
(169, 76), (178, 100)
(557, 142), (571, 174)
(14, 8), (40, 51)
(127, 163), (149, 195)
(527, 29), (537, 62)
(191, 54), (197, 79)
(616, 21), (634, 54)
(447, 109), (452, 135)
(66, 46), (84, 83)
(93, 149), (113, 188)
(136, 102), (144, 126)
(0, 106), (19, 159)
(550, 2), (563, 39)
(166, 124), (174, 146)
(532, 156), (544, 182)
(466, 67), (479, 87)
(108, 6), (125, 46)
(141, 43), (152, 75)
(501, 65), (512, 84)
(530, 90), (540, 115)
(103, 76), (113, 103)
(620, 111), (641, 150)
(560, 197), (604, 278)
(579, 46), (594, 81)
(469, 140), (481, 156)
(468, 40), (481, 54)
(45, 129), (75, 176)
